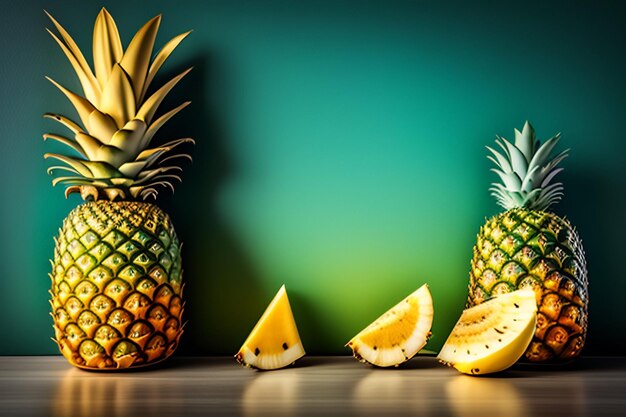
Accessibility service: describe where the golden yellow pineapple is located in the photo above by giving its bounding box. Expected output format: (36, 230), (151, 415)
(236, 285), (306, 370)
(347, 284), (433, 367)
(468, 122), (588, 362)
(44, 8), (193, 370)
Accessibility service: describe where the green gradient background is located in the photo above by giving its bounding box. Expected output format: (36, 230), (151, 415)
(0, 0), (624, 356)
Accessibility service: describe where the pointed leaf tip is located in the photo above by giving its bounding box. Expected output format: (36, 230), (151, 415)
(119, 13), (162, 102)
(139, 31), (192, 101)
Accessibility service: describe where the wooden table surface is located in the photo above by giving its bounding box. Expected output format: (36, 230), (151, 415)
(1, 356), (625, 417)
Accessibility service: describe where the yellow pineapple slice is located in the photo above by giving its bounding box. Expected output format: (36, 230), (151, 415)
(236, 285), (305, 370)
(347, 284), (434, 367)
(437, 289), (537, 375)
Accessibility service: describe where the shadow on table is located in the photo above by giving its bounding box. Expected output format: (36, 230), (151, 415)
(512, 356), (626, 373)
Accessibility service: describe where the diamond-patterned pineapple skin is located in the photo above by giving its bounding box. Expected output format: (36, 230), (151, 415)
(468, 208), (588, 362)
(50, 201), (184, 370)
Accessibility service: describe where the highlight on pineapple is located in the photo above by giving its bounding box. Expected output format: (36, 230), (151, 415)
(437, 289), (538, 375)
(236, 285), (306, 370)
(347, 284), (433, 367)
(44, 8), (193, 370)
(468, 122), (588, 362)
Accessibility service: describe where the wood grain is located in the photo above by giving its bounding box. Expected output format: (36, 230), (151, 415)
(1, 356), (624, 416)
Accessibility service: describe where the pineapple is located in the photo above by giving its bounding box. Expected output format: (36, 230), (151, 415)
(236, 285), (306, 370)
(347, 284), (433, 367)
(438, 289), (538, 375)
(44, 8), (193, 370)
(468, 122), (588, 362)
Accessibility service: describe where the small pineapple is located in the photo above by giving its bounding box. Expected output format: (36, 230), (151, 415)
(468, 122), (588, 362)
(44, 8), (193, 370)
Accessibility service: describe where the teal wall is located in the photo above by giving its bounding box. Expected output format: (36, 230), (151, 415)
(1, 0), (625, 355)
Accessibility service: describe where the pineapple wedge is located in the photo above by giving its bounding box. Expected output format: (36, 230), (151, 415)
(438, 289), (537, 375)
(236, 285), (305, 370)
(347, 284), (434, 367)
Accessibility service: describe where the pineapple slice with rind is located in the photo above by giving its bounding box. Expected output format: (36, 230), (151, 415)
(437, 289), (537, 375)
(347, 284), (434, 367)
(236, 285), (305, 370)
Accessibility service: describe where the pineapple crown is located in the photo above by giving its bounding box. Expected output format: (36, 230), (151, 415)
(43, 8), (194, 201)
(487, 121), (569, 211)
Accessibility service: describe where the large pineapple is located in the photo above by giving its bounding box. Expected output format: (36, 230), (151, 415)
(468, 122), (588, 362)
(44, 8), (193, 370)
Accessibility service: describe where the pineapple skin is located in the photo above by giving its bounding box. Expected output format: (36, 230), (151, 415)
(50, 201), (184, 370)
(468, 208), (588, 362)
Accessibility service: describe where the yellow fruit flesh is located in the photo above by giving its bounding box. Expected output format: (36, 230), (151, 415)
(348, 284), (433, 367)
(236, 285), (305, 370)
(437, 289), (537, 375)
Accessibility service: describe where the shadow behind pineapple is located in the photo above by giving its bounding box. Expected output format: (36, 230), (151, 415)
(44, 8), (193, 369)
